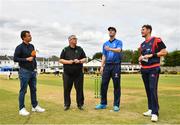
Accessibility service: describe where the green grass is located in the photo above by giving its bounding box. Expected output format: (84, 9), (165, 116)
(0, 74), (180, 124)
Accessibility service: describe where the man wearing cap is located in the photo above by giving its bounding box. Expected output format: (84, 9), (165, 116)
(59, 35), (87, 111)
(95, 27), (123, 112)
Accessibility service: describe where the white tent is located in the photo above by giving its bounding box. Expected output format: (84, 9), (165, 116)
(84, 59), (101, 67)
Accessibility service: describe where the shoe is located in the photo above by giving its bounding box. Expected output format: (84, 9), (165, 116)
(64, 106), (70, 111)
(113, 106), (120, 112)
(32, 105), (45, 112)
(151, 114), (158, 122)
(19, 108), (30, 116)
(95, 104), (106, 109)
(143, 109), (152, 116)
(78, 106), (84, 110)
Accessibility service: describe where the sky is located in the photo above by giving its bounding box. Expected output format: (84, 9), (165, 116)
(0, 0), (180, 58)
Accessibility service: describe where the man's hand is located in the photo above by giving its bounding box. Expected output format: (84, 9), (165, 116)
(79, 58), (87, 64)
(105, 46), (121, 53)
(74, 59), (80, 64)
(139, 54), (153, 62)
(144, 54), (153, 59)
(138, 55), (143, 62)
(104, 46), (112, 51)
(68, 60), (74, 64)
(26, 57), (34, 62)
(59, 59), (74, 64)
(100, 66), (104, 75)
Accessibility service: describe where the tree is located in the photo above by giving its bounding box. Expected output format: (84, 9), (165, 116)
(132, 49), (140, 64)
(121, 50), (140, 64)
(121, 50), (133, 62)
(164, 50), (180, 66)
(92, 50), (140, 64)
(92, 52), (102, 59)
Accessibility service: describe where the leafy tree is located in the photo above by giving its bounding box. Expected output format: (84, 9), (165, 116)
(132, 49), (140, 64)
(92, 52), (102, 59)
(164, 50), (180, 66)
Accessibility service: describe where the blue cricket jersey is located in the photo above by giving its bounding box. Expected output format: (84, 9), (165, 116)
(102, 39), (123, 63)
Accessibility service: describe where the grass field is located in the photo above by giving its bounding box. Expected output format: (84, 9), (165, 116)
(0, 74), (180, 124)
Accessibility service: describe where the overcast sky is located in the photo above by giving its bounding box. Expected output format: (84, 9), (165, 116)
(0, 0), (179, 58)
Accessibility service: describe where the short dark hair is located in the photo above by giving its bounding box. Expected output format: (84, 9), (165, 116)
(108, 27), (117, 32)
(20, 30), (30, 40)
(142, 24), (152, 33)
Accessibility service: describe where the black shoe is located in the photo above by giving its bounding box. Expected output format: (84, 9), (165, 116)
(78, 106), (84, 110)
(64, 106), (70, 111)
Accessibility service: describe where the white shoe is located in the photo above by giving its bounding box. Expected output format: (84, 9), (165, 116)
(19, 108), (30, 116)
(32, 105), (45, 112)
(151, 114), (158, 122)
(143, 109), (152, 116)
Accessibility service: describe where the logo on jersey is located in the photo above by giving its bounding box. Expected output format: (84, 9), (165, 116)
(115, 73), (119, 78)
(113, 43), (116, 48)
(151, 74), (155, 77)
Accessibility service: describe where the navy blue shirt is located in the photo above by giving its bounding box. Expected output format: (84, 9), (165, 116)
(102, 39), (123, 63)
(14, 42), (37, 71)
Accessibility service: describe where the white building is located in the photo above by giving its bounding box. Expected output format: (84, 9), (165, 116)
(0, 56), (18, 68)
(0, 55), (61, 73)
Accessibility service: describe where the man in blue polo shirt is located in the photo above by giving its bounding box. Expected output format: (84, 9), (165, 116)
(95, 27), (123, 112)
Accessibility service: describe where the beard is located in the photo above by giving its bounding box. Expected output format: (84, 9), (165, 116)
(109, 34), (115, 38)
(142, 34), (146, 38)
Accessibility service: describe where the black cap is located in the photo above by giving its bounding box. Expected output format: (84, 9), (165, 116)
(108, 27), (116, 32)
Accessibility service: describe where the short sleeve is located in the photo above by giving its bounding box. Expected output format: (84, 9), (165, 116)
(117, 40), (123, 49)
(155, 38), (166, 51)
(157, 41), (166, 51)
(60, 49), (66, 59)
(102, 43), (106, 56)
(80, 48), (86, 59)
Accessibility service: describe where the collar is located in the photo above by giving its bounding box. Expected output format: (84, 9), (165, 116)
(22, 41), (30, 46)
(69, 45), (77, 49)
(109, 38), (116, 43)
(145, 37), (154, 43)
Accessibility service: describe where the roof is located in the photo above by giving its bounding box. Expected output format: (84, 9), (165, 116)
(0, 55), (13, 60)
(84, 59), (101, 67)
(84, 59), (133, 67)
